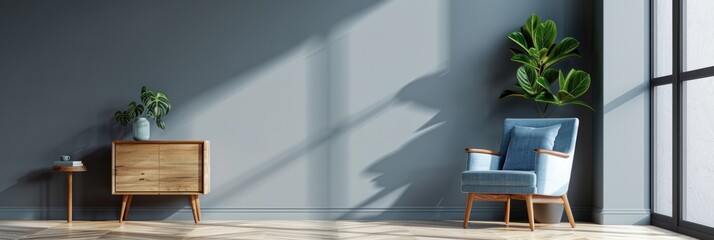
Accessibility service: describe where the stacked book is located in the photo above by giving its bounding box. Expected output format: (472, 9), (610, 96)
(53, 161), (83, 167)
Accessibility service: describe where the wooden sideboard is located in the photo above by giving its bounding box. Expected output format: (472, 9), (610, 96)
(112, 140), (210, 223)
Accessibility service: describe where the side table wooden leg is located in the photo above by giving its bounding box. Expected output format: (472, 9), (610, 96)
(67, 172), (73, 223)
(119, 195), (129, 223)
(195, 196), (201, 221)
(123, 195), (133, 221)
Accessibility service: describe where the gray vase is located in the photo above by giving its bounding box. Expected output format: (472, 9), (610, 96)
(133, 117), (150, 140)
(533, 203), (564, 223)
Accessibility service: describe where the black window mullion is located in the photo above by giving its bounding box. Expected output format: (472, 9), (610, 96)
(681, 66), (714, 81)
(652, 76), (675, 86)
(673, 0), (682, 232)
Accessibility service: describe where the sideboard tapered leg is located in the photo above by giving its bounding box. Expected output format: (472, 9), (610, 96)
(119, 195), (129, 223)
(189, 195), (198, 223)
(195, 196), (202, 221)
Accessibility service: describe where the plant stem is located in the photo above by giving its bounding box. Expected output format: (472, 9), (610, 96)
(535, 102), (544, 118)
(546, 106), (557, 118)
(543, 103), (550, 117)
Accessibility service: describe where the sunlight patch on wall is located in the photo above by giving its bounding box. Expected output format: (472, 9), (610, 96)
(161, 0), (449, 209)
(332, 0), (448, 118)
(172, 40), (322, 206)
(328, 0), (449, 207)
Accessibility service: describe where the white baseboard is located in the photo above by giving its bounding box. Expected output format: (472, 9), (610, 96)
(0, 207), (592, 221)
(591, 208), (650, 225)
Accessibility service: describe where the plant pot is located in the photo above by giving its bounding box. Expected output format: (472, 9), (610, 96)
(133, 117), (150, 140)
(533, 203), (564, 223)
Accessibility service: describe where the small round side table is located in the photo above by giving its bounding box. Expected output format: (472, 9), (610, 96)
(52, 166), (87, 223)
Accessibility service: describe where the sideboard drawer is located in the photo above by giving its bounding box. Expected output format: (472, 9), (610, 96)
(115, 144), (159, 192)
(159, 144), (201, 192)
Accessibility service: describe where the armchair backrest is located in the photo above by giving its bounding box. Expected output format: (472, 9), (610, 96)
(496, 118), (579, 169)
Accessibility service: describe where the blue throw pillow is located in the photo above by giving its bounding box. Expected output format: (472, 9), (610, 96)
(502, 124), (561, 171)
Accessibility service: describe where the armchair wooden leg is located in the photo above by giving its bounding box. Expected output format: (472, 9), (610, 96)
(525, 194), (535, 231)
(562, 194), (576, 228)
(504, 197), (511, 225)
(463, 193), (474, 229)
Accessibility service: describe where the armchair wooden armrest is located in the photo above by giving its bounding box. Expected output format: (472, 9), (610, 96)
(534, 149), (569, 158)
(465, 148), (500, 156)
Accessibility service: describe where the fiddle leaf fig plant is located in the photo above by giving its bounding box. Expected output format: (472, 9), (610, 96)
(114, 86), (172, 130)
(500, 13), (593, 117)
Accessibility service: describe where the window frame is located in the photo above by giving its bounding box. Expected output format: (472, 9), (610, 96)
(650, 0), (714, 238)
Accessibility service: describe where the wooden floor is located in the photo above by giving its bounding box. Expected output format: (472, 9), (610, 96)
(0, 220), (693, 239)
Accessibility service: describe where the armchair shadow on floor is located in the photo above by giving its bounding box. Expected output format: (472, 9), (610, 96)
(461, 118), (579, 231)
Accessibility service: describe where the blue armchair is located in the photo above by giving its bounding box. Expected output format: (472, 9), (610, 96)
(461, 118), (579, 231)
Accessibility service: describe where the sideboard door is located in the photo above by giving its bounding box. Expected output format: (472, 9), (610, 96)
(115, 144), (159, 192)
(159, 144), (202, 192)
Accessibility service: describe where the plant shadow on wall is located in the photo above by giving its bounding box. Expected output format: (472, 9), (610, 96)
(339, 71), (499, 219)
(0, 0), (383, 220)
(340, 6), (594, 220)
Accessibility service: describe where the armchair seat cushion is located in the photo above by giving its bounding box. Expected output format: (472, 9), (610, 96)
(460, 170), (537, 194)
(461, 170), (536, 186)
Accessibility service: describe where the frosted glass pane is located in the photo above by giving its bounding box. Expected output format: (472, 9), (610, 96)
(654, 84), (673, 216)
(683, 77), (714, 227)
(684, 0), (714, 71)
(654, 0), (672, 77)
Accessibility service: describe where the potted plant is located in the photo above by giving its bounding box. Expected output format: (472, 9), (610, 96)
(114, 86), (171, 140)
(500, 14), (593, 117)
(500, 14), (592, 223)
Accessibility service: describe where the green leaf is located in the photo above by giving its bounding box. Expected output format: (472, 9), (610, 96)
(508, 32), (528, 51)
(542, 68), (559, 85)
(517, 73), (534, 94)
(534, 20), (557, 50)
(140, 86), (172, 130)
(156, 117), (166, 130)
(520, 27), (534, 49)
(535, 92), (559, 104)
(544, 52), (580, 69)
(562, 69), (591, 98)
(527, 47), (540, 59)
(524, 13), (541, 41)
(561, 99), (594, 110)
(499, 89), (525, 99)
(510, 53), (538, 69)
(538, 47), (548, 61)
(114, 111), (129, 126)
(549, 37), (579, 58)
(509, 48), (525, 55)
(516, 65), (539, 95)
(125, 102), (144, 119)
(557, 69), (566, 91)
(115, 101), (146, 126)
(535, 76), (552, 94)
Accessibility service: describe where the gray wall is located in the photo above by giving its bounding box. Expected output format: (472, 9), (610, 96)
(593, 0), (650, 224)
(0, 0), (594, 221)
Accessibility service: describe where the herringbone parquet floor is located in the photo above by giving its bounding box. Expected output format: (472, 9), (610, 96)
(0, 220), (694, 239)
